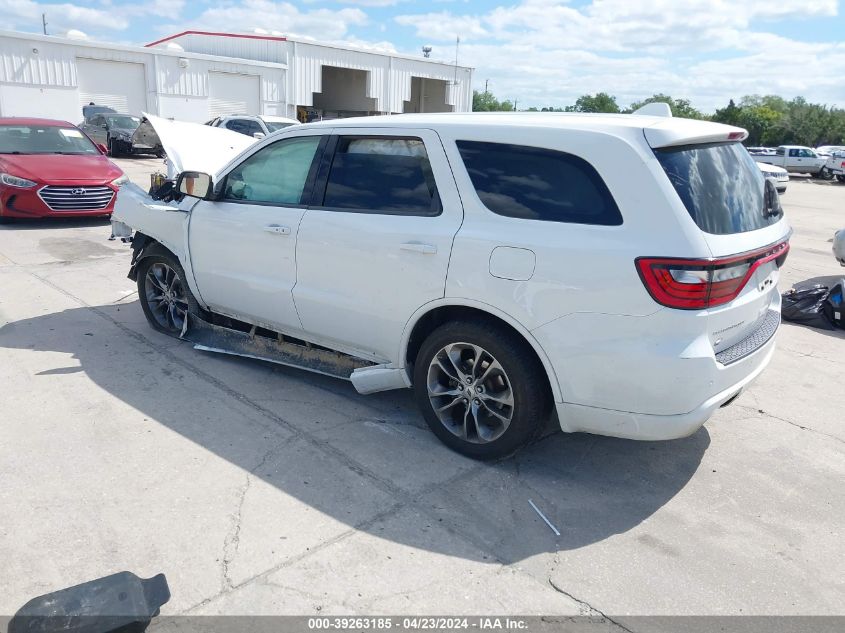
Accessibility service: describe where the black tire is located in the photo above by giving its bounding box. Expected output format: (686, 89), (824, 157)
(136, 253), (201, 337)
(837, 175), (845, 183)
(413, 320), (551, 460)
(819, 167), (833, 180)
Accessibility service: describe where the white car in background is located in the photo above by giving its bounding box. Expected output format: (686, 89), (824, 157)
(834, 229), (845, 266)
(205, 114), (300, 139)
(822, 150), (845, 183)
(752, 145), (828, 176)
(113, 112), (790, 459)
(757, 161), (789, 193)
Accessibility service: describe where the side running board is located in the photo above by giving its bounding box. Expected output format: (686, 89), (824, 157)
(185, 314), (373, 380)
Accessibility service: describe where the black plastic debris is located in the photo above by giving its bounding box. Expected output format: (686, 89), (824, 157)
(9, 572), (169, 633)
(782, 281), (845, 330)
(824, 279), (845, 329)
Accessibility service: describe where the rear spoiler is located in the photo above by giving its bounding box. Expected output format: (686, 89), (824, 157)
(645, 118), (748, 149)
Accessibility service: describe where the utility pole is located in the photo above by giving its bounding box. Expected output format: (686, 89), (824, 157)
(484, 79), (489, 95)
(513, 98), (518, 112)
(453, 36), (460, 86)
(42, 13), (47, 35)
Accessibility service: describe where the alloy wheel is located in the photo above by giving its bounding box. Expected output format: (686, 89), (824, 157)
(426, 342), (515, 443)
(144, 262), (189, 333)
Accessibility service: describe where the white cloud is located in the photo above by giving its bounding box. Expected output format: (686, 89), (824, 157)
(0, 0), (185, 33)
(394, 0), (845, 110)
(0, 0), (129, 31)
(172, 0), (368, 41)
(337, 0), (401, 7)
(394, 11), (487, 41)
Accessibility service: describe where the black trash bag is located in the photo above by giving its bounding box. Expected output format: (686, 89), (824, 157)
(823, 279), (845, 329)
(782, 284), (837, 330)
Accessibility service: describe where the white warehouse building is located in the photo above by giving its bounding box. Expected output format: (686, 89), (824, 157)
(0, 29), (473, 124)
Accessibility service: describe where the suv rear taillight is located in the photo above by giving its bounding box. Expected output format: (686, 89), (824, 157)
(636, 240), (789, 310)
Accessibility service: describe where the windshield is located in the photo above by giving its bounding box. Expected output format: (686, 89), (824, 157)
(265, 121), (297, 132)
(105, 115), (140, 129)
(0, 124), (100, 155)
(655, 142), (783, 235)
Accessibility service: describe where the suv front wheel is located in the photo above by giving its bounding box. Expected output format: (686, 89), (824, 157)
(137, 253), (200, 337)
(413, 320), (550, 460)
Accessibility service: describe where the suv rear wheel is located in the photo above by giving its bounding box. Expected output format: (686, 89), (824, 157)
(413, 320), (550, 460)
(137, 254), (199, 337)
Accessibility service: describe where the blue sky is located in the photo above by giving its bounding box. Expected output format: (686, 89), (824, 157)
(2, 0), (843, 111)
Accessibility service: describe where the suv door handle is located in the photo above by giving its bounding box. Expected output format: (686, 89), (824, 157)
(400, 242), (437, 254)
(263, 224), (291, 235)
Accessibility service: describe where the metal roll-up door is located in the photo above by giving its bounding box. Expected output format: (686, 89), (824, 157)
(77, 58), (147, 114)
(208, 72), (260, 118)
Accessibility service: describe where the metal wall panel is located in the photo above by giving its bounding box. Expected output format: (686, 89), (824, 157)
(0, 38), (76, 87)
(289, 42), (389, 111)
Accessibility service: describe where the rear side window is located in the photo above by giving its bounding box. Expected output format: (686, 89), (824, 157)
(655, 142), (782, 235)
(321, 137), (440, 216)
(226, 119), (263, 137)
(456, 141), (622, 226)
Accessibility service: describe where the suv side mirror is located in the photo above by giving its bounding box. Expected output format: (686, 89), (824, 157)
(97, 143), (108, 154)
(177, 171), (213, 200)
(253, 132), (266, 140)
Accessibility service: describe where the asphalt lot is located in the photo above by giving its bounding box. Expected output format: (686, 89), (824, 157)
(1, 159), (843, 622)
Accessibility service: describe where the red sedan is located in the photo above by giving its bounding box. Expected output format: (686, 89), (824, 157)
(0, 117), (128, 222)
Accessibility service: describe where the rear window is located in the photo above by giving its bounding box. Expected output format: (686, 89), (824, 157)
(321, 137), (440, 216)
(456, 141), (622, 226)
(655, 142), (783, 235)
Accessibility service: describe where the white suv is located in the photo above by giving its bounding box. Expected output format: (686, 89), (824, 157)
(113, 113), (791, 459)
(205, 114), (300, 139)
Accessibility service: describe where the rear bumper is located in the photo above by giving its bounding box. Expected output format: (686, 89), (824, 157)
(553, 337), (776, 440)
(533, 296), (782, 441)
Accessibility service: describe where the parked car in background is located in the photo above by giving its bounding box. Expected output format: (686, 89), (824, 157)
(815, 145), (845, 157)
(822, 150), (845, 183)
(747, 146), (776, 156)
(753, 145), (828, 176)
(205, 114), (300, 138)
(834, 229), (845, 266)
(757, 161), (789, 193)
(79, 113), (159, 156)
(82, 103), (116, 121)
(0, 117), (126, 222)
(113, 112), (790, 459)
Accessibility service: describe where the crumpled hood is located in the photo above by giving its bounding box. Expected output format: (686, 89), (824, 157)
(0, 153), (122, 183)
(132, 114), (256, 177)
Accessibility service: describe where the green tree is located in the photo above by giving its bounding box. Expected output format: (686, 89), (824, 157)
(472, 89), (514, 112)
(737, 105), (782, 146)
(712, 99), (742, 127)
(564, 92), (620, 113)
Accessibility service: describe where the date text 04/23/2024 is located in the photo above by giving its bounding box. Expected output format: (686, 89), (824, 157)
(307, 618), (529, 630)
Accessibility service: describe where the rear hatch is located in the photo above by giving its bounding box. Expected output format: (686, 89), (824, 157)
(645, 123), (791, 359)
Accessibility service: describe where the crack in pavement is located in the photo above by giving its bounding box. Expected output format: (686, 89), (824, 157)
(548, 578), (634, 632)
(735, 404), (845, 446)
(221, 474), (251, 590)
